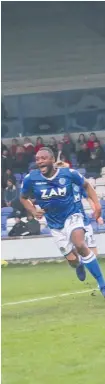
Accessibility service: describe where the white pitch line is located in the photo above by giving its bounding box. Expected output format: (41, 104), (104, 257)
(2, 288), (98, 307)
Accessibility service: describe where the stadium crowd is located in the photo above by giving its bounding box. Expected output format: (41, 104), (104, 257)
(1, 133), (105, 237)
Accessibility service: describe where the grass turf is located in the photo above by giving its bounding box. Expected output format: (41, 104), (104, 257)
(2, 260), (105, 384)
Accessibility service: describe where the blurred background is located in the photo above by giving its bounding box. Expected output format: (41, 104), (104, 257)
(1, 1), (105, 239)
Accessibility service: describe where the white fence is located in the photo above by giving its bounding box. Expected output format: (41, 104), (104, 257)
(1, 234), (105, 261)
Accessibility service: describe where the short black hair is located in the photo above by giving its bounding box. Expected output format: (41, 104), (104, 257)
(37, 146), (55, 158)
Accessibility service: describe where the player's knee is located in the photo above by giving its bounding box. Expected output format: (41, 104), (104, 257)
(76, 241), (87, 256)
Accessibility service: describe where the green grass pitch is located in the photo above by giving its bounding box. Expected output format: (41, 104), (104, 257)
(2, 260), (105, 384)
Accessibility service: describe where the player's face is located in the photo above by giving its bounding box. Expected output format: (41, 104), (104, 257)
(36, 150), (55, 177)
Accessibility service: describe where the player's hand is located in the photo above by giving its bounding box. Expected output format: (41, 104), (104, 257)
(93, 203), (101, 221)
(97, 216), (104, 225)
(34, 208), (45, 219)
(55, 161), (69, 168)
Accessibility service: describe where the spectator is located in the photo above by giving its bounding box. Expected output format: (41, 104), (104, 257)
(3, 169), (16, 188)
(62, 134), (75, 161)
(16, 144), (25, 157)
(25, 213), (40, 236)
(23, 137), (34, 153)
(1, 141), (8, 155)
(4, 179), (17, 207)
(23, 137), (34, 154)
(13, 145), (28, 173)
(94, 141), (105, 164)
(1, 168), (4, 188)
(23, 137), (34, 166)
(77, 143), (90, 167)
(89, 141), (105, 172)
(48, 137), (58, 160)
(10, 138), (18, 157)
(76, 134), (87, 152)
(87, 133), (98, 150)
(34, 137), (44, 154)
(56, 142), (72, 166)
(1, 187), (5, 208)
(8, 211), (26, 237)
(1, 150), (12, 172)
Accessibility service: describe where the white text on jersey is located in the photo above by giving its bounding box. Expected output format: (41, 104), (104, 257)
(41, 187), (66, 199)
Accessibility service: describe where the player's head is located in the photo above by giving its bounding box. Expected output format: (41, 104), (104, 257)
(36, 147), (55, 177)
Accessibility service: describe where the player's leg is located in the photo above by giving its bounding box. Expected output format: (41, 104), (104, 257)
(90, 247), (98, 256)
(85, 224), (98, 256)
(51, 226), (85, 281)
(70, 224), (98, 267)
(69, 223), (98, 264)
(67, 224), (98, 280)
(71, 228), (105, 297)
(66, 249), (79, 266)
(64, 215), (86, 281)
(66, 249), (86, 281)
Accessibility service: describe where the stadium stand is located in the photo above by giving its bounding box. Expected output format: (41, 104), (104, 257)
(1, 6), (105, 381)
(1, 133), (105, 238)
(95, 178), (105, 186)
(1, 2), (105, 238)
(1, 2), (105, 95)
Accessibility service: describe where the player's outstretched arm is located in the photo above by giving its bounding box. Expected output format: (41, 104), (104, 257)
(20, 174), (45, 219)
(20, 196), (36, 216)
(87, 197), (104, 224)
(20, 196), (45, 219)
(83, 179), (101, 220)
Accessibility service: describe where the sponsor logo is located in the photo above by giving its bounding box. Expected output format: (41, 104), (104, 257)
(41, 187), (66, 199)
(35, 182), (47, 185)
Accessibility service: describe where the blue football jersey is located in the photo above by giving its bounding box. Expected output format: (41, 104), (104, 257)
(73, 184), (90, 226)
(20, 168), (85, 229)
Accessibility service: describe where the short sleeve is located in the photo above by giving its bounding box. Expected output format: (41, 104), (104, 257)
(70, 169), (85, 187)
(20, 174), (32, 198)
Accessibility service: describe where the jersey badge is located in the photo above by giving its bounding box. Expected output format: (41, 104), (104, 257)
(59, 178), (66, 186)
